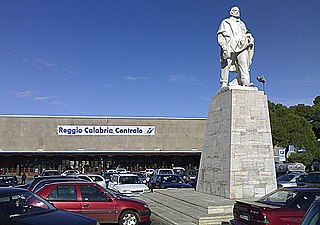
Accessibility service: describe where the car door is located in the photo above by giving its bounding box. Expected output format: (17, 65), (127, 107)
(45, 184), (82, 214)
(79, 184), (116, 224)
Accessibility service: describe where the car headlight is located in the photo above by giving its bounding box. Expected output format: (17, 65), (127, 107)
(96, 222), (101, 225)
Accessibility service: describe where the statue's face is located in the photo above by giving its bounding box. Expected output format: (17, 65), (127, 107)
(230, 6), (240, 18)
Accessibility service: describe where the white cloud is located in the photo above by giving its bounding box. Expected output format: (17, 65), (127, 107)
(123, 76), (148, 81)
(33, 96), (53, 102)
(35, 58), (57, 68)
(169, 74), (194, 85)
(51, 100), (66, 106)
(124, 76), (137, 80)
(16, 91), (33, 98)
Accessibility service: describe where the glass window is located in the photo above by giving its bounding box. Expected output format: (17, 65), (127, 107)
(289, 193), (320, 211)
(0, 191), (55, 219)
(301, 203), (320, 225)
(119, 176), (141, 184)
(258, 189), (298, 207)
(47, 185), (77, 201)
(80, 185), (110, 201)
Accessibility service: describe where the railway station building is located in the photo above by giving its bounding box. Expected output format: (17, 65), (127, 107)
(0, 115), (205, 176)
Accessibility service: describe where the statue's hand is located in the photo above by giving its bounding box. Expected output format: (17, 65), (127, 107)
(222, 50), (230, 59)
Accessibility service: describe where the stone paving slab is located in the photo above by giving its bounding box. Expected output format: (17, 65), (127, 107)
(137, 188), (235, 225)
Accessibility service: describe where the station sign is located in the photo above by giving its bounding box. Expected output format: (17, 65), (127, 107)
(57, 125), (156, 136)
(279, 148), (286, 162)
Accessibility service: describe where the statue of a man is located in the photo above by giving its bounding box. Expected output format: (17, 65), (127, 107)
(217, 6), (254, 88)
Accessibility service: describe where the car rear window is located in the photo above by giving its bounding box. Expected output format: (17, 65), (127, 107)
(257, 189), (298, 207)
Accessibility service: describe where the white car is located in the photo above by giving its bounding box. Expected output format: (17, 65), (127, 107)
(76, 174), (107, 188)
(108, 173), (150, 196)
(152, 168), (174, 176)
(62, 170), (80, 175)
(144, 169), (154, 176)
(86, 174), (106, 188)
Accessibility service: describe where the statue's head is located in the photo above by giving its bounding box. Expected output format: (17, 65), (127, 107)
(230, 6), (240, 18)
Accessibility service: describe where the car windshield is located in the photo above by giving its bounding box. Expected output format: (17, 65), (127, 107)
(159, 170), (173, 174)
(0, 191), (56, 219)
(161, 176), (184, 184)
(119, 176), (141, 184)
(277, 174), (296, 182)
(257, 189), (298, 206)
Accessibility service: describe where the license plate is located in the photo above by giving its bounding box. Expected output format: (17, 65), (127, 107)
(239, 214), (249, 221)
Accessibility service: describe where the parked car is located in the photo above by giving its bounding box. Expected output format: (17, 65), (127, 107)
(0, 187), (99, 225)
(131, 172), (147, 184)
(151, 168), (174, 177)
(105, 169), (118, 173)
(102, 171), (118, 185)
(108, 173), (150, 196)
(62, 170), (80, 175)
(85, 174), (107, 188)
(32, 177), (89, 192)
(230, 187), (320, 225)
(41, 170), (61, 176)
(116, 168), (127, 173)
(35, 181), (151, 225)
(277, 173), (306, 188)
(178, 170), (197, 182)
(27, 175), (82, 191)
(172, 167), (185, 174)
(144, 169), (154, 176)
(149, 174), (192, 189)
(0, 175), (18, 187)
(306, 171), (320, 187)
(300, 198), (320, 225)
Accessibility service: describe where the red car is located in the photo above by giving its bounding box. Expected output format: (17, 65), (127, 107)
(230, 187), (320, 225)
(35, 181), (151, 225)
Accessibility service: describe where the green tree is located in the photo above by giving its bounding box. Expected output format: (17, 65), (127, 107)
(269, 101), (318, 168)
(313, 96), (320, 106)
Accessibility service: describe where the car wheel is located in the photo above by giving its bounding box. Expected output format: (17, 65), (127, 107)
(119, 210), (139, 225)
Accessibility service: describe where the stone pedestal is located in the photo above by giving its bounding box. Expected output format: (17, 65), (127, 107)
(196, 87), (277, 199)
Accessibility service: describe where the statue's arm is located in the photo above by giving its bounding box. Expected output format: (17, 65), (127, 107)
(217, 20), (230, 51)
(217, 21), (230, 59)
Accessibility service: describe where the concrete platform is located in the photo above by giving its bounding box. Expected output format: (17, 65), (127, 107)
(137, 188), (235, 225)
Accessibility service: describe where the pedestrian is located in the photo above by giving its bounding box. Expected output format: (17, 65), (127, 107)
(21, 172), (27, 184)
(12, 174), (18, 185)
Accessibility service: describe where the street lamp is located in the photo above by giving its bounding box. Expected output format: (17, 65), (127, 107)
(257, 75), (266, 93)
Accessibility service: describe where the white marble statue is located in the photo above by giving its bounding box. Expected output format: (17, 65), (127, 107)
(217, 6), (254, 89)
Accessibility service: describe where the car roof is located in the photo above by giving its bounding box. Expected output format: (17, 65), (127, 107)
(0, 187), (30, 196)
(115, 173), (138, 177)
(156, 174), (179, 177)
(44, 181), (95, 186)
(283, 187), (320, 192)
(85, 174), (103, 177)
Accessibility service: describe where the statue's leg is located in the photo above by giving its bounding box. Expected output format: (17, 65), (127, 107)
(220, 58), (231, 87)
(237, 51), (250, 86)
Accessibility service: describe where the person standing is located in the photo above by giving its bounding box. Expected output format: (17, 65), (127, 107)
(21, 172), (27, 184)
(217, 6), (254, 88)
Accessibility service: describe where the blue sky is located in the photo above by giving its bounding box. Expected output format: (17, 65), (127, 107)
(1, 0), (319, 117)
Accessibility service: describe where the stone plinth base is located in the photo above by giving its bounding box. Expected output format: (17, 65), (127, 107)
(196, 88), (277, 199)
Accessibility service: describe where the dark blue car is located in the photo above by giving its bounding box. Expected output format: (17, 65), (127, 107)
(149, 174), (192, 189)
(0, 187), (99, 225)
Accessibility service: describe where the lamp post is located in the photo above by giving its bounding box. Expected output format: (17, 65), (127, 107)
(257, 75), (266, 93)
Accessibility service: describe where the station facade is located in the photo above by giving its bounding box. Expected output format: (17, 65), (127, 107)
(0, 115), (206, 176)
